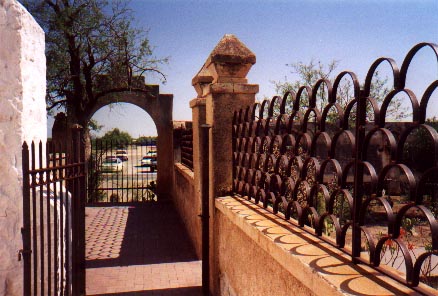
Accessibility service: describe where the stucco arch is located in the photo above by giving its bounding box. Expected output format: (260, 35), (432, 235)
(87, 85), (174, 200)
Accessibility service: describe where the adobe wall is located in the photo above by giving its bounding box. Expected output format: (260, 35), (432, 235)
(0, 1), (46, 295)
(173, 163), (201, 258)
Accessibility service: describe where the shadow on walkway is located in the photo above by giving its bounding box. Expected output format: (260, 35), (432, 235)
(88, 286), (202, 296)
(86, 202), (198, 268)
(86, 201), (202, 295)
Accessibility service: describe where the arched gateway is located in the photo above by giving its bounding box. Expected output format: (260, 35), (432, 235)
(90, 85), (174, 200)
(54, 85), (174, 200)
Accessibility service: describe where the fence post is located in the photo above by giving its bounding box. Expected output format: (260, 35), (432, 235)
(71, 125), (86, 295)
(191, 34), (258, 295)
(21, 143), (31, 296)
(352, 90), (367, 261)
(200, 124), (211, 295)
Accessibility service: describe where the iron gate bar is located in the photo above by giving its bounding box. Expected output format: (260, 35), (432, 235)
(52, 141), (58, 296)
(22, 127), (87, 296)
(31, 142), (37, 296)
(38, 141), (45, 296)
(45, 142), (51, 296)
(21, 142), (31, 296)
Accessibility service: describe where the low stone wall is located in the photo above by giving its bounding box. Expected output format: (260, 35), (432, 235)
(215, 206), (313, 296)
(214, 196), (423, 296)
(173, 163), (201, 258)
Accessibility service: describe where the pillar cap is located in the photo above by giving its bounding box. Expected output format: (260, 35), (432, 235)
(209, 34), (256, 65)
(192, 34), (256, 97)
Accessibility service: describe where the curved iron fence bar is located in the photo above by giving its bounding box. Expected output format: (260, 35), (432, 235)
(232, 42), (438, 293)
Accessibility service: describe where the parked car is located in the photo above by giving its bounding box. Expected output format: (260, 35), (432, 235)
(146, 150), (157, 157)
(115, 149), (128, 161)
(141, 155), (157, 169)
(104, 155), (119, 162)
(101, 157), (123, 172)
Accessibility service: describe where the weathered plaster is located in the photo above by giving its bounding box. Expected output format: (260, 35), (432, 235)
(0, 1), (46, 295)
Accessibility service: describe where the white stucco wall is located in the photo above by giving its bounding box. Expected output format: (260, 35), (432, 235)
(0, 0), (46, 295)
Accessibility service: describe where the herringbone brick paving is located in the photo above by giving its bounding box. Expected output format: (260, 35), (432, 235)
(85, 202), (202, 295)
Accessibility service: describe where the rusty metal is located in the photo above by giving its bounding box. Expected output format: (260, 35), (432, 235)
(232, 43), (438, 292)
(200, 124), (211, 295)
(181, 128), (194, 170)
(22, 128), (87, 295)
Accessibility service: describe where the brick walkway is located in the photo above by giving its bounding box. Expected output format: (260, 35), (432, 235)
(85, 202), (202, 296)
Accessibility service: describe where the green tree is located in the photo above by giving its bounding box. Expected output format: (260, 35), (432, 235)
(21, 0), (168, 133)
(99, 128), (132, 144)
(136, 136), (157, 146)
(88, 119), (103, 133)
(272, 60), (409, 121)
(273, 59), (339, 111)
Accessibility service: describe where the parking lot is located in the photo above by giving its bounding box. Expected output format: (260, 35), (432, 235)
(90, 145), (158, 203)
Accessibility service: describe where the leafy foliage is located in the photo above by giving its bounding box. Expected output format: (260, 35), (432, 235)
(136, 136), (157, 146)
(21, 0), (168, 122)
(88, 119), (103, 133)
(271, 59), (410, 121)
(99, 128), (132, 144)
(273, 59), (339, 110)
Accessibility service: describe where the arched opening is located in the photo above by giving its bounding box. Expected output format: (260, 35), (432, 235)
(51, 89), (173, 201)
(87, 103), (159, 204)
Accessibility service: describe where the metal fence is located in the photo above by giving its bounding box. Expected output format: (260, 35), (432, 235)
(87, 138), (157, 204)
(232, 43), (438, 293)
(181, 128), (194, 170)
(21, 130), (86, 295)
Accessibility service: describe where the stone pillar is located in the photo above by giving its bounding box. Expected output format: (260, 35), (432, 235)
(0, 1), (46, 295)
(156, 93), (174, 200)
(191, 34), (258, 295)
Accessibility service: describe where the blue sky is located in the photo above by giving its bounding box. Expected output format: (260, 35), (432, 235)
(80, 0), (438, 137)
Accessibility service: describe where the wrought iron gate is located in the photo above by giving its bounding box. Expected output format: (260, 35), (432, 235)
(21, 128), (86, 296)
(87, 138), (157, 204)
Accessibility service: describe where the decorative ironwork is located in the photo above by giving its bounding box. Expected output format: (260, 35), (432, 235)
(232, 43), (438, 292)
(181, 128), (194, 170)
(22, 129), (86, 295)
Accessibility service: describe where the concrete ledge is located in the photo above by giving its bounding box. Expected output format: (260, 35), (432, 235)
(189, 97), (207, 108)
(215, 196), (423, 296)
(174, 162), (194, 180)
